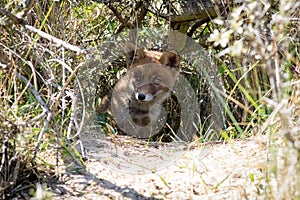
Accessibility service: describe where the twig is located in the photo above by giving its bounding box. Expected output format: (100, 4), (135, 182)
(0, 0), (34, 24)
(66, 90), (79, 140)
(0, 8), (23, 24)
(135, 1), (149, 27)
(33, 110), (52, 161)
(24, 24), (87, 55)
(187, 18), (211, 37)
(16, 0), (34, 19)
(50, 62), (85, 111)
(45, 60), (84, 142)
(14, 71), (48, 112)
(259, 98), (287, 135)
(0, 43), (39, 90)
(1, 7), (86, 55)
(105, 3), (133, 28)
(217, 89), (255, 116)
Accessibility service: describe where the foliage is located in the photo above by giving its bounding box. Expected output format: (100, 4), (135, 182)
(0, 0), (299, 199)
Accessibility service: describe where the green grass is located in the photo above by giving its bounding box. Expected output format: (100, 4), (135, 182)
(0, 0), (299, 199)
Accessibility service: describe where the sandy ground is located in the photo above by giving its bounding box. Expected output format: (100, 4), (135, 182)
(49, 134), (268, 200)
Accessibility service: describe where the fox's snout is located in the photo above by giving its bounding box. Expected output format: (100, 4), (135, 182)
(135, 83), (157, 102)
(135, 92), (153, 101)
(134, 83), (168, 102)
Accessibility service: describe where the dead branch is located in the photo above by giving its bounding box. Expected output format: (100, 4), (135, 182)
(0, 8), (23, 24)
(24, 24), (87, 55)
(0, 7), (87, 55)
(14, 71), (48, 113)
(50, 62), (85, 111)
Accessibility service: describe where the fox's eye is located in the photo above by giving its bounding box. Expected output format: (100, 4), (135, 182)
(153, 77), (161, 85)
(134, 73), (142, 82)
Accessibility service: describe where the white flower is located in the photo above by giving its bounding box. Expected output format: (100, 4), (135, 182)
(230, 40), (244, 56)
(208, 28), (232, 48)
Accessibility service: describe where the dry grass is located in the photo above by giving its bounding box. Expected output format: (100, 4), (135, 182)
(0, 0), (299, 199)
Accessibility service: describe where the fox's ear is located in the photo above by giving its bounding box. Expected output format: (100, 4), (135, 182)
(124, 42), (145, 67)
(159, 52), (180, 69)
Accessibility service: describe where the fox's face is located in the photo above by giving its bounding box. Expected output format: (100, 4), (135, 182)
(129, 63), (178, 104)
(124, 42), (180, 105)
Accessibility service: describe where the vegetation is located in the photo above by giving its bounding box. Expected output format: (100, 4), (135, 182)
(0, 0), (299, 199)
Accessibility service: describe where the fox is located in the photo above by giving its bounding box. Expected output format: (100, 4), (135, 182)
(109, 42), (180, 138)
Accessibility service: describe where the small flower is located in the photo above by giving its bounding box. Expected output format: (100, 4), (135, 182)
(213, 18), (224, 25)
(231, 20), (243, 34)
(230, 40), (244, 56)
(208, 28), (232, 48)
(208, 29), (220, 42)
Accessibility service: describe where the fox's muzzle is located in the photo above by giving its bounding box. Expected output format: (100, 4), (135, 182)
(135, 92), (154, 101)
(134, 83), (170, 102)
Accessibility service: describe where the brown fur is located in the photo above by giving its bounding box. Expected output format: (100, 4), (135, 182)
(108, 42), (180, 138)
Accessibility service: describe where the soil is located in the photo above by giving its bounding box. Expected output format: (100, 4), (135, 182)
(46, 134), (267, 200)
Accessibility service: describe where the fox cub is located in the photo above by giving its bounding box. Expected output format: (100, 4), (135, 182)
(107, 42), (180, 138)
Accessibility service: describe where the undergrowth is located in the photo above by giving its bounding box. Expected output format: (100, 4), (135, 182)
(0, 0), (299, 199)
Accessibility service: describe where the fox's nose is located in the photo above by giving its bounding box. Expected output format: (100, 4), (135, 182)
(135, 93), (154, 101)
(137, 93), (146, 100)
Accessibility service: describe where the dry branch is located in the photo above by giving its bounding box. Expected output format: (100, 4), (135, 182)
(50, 62), (85, 111)
(24, 24), (87, 55)
(14, 71), (48, 112)
(0, 6), (87, 55)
